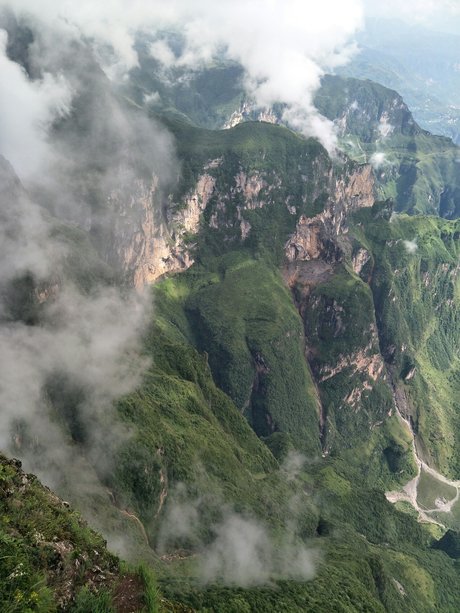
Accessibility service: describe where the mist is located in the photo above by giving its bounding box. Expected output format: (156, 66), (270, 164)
(200, 513), (316, 586)
(403, 240), (418, 254)
(0, 0), (380, 584)
(0, 1), (366, 489)
(2, 0), (365, 152)
(157, 486), (317, 587)
(0, 9), (176, 501)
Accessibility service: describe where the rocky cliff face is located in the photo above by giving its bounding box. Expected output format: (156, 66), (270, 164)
(316, 75), (421, 142)
(279, 162), (395, 453)
(104, 172), (216, 288)
(101, 132), (388, 456)
(315, 75), (460, 218)
(224, 101), (280, 129)
(285, 164), (375, 264)
(153, 137), (394, 454)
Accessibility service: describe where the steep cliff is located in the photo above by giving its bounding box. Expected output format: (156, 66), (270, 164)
(355, 208), (460, 478)
(315, 75), (460, 218)
(106, 172), (216, 287)
(0, 454), (158, 612)
(128, 53), (460, 220)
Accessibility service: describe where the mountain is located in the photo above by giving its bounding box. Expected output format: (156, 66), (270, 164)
(0, 453), (159, 612)
(125, 46), (460, 219)
(315, 75), (460, 218)
(2, 20), (460, 613)
(336, 19), (460, 146)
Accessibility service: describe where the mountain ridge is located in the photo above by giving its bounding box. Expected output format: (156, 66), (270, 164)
(1, 23), (460, 611)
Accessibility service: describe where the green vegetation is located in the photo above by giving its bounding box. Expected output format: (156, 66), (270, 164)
(128, 45), (246, 130)
(0, 455), (160, 612)
(71, 589), (114, 613)
(134, 57), (460, 220)
(352, 205), (460, 477)
(4, 60), (460, 611)
(158, 460), (460, 612)
(183, 255), (321, 452)
(163, 117), (330, 227)
(417, 470), (457, 511)
(315, 75), (460, 218)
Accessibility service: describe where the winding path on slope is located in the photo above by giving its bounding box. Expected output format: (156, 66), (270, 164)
(385, 408), (460, 527)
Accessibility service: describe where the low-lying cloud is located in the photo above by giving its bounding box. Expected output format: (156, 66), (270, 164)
(2, 0), (365, 151)
(0, 10), (175, 498)
(158, 486), (317, 587)
(201, 513), (316, 586)
(370, 151), (386, 169)
(0, 30), (72, 178)
(403, 239), (418, 254)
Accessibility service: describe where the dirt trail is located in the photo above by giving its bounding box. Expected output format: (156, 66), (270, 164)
(120, 509), (150, 544)
(385, 406), (460, 527)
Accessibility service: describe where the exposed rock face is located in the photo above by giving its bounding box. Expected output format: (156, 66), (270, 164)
(318, 340), (384, 384)
(235, 171), (268, 209)
(285, 214), (335, 262)
(224, 101), (279, 129)
(285, 164), (375, 264)
(281, 160), (389, 449)
(105, 147), (375, 290)
(91, 136), (377, 311)
(240, 218), (252, 240)
(34, 280), (61, 304)
(108, 173), (216, 288)
(206, 168), (283, 240)
(352, 248), (372, 276)
(258, 108), (278, 124)
(334, 164), (375, 209)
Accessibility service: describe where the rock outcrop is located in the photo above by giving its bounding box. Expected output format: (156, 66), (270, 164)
(108, 173), (216, 288)
(285, 164), (375, 264)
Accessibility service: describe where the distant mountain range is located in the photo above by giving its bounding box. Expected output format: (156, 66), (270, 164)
(337, 19), (460, 145)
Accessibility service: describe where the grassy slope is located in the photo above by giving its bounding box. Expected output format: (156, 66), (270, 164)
(136, 119), (460, 610)
(183, 255), (321, 453)
(86, 81), (460, 611)
(352, 204), (460, 476)
(112, 312), (293, 537)
(0, 454), (159, 613)
(138, 300), (460, 611)
(143, 262), (459, 612)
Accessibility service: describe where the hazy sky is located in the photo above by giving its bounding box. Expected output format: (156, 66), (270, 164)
(364, 0), (460, 33)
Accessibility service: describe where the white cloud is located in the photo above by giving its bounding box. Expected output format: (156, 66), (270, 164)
(158, 486), (317, 587)
(0, 29), (72, 178)
(364, 0), (460, 28)
(403, 239), (418, 254)
(0, 2), (176, 511)
(378, 114), (394, 140)
(281, 450), (307, 481)
(2, 0), (364, 151)
(164, 0), (364, 150)
(200, 514), (316, 586)
(370, 151), (386, 169)
(143, 91), (161, 105)
(149, 40), (176, 68)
